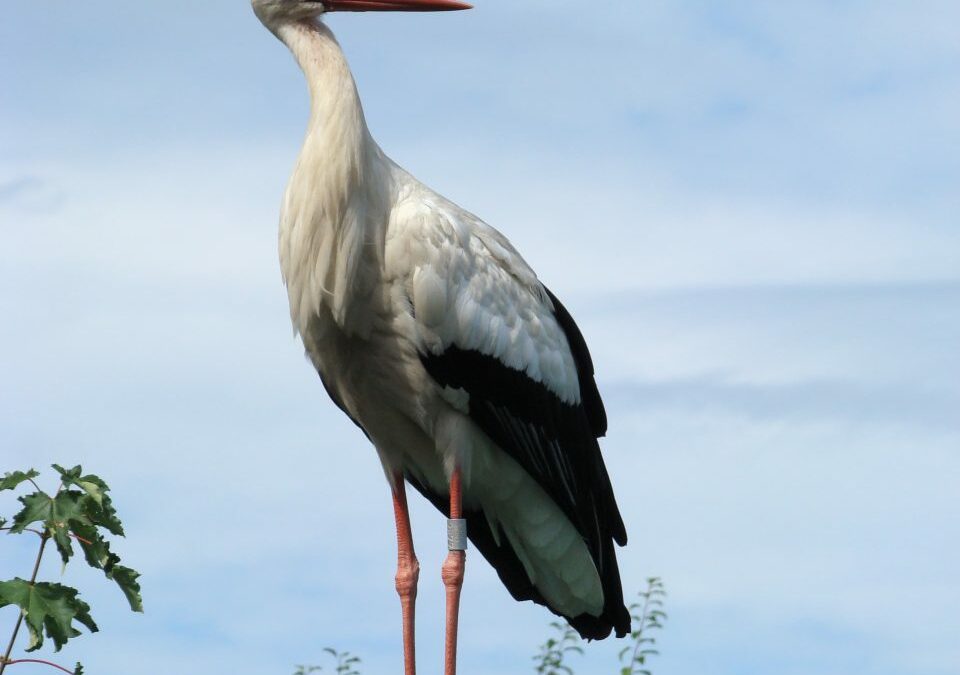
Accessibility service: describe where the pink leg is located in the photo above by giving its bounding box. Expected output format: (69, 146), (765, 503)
(442, 469), (466, 675)
(392, 473), (419, 675)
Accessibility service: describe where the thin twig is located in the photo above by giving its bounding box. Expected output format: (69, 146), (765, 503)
(0, 527), (42, 538)
(2, 658), (76, 674)
(0, 528), (91, 546)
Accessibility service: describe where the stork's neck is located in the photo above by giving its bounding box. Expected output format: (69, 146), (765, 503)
(280, 20), (372, 166)
(276, 20), (390, 338)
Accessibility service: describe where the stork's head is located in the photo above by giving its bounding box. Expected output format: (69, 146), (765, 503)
(252, 0), (471, 30)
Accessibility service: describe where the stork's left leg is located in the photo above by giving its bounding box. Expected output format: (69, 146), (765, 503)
(442, 468), (466, 675)
(392, 473), (419, 675)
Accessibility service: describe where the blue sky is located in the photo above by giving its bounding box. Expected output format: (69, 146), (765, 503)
(1, 1), (958, 674)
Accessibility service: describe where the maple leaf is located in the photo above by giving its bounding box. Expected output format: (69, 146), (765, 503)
(105, 565), (143, 613)
(10, 491), (87, 564)
(53, 464), (124, 536)
(0, 579), (98, 651)
(9, 492), (56, 533)
(0, 469), (39, 492)
(64, 512), (144, 612)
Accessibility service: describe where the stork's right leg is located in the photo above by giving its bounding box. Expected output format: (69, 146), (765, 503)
(392, 473), (419, 675)
(442, 468), (466, 675)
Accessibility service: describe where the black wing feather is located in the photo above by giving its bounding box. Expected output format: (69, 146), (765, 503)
(543, 287), (608, 438)
(418, 285), (629, 639)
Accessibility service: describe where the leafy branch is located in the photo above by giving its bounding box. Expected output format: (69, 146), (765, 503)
(324, 648), (362, 675)
(294, 667), (322, 675)
(0, 466), (143, 675)
(618, 577), (667, 675)
(293, 648), (361, 675)
(532, 621), (583, 675)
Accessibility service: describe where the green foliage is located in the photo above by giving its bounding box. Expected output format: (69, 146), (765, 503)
(294, 579), (667, 675)
(532, 621), (583, 675)
(0, 465), (142, 675)
(294, 648), (362, 675)
(530, 581), (669, 675)
(618, 577), (667, 675)
(4, 465), (141, 612)
(0, 471), (39, 493)
(324, 648), (362, 675)
(0, 580), (97, 652)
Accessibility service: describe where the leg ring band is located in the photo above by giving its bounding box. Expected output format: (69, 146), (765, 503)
(447, 518), (467, 551)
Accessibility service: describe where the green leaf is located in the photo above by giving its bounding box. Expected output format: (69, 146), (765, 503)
(9, 492), (54, 533)
(70, 519), (113, 570)
(51, 465), (104, 504)
(0, 578), (98, 651)
(106, 564), (143, 613)
(53, 465), (124, 536)
(74, 663), (84, 675)
(51, 493), (90, 564)
(67, 519), (142, 611)
(51, 464), (82, 482)
(0, 469), (39, 492)
(12, 490), (90, 564)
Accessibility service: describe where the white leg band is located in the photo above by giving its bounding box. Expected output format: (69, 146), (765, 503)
(447, 518), (467, 551)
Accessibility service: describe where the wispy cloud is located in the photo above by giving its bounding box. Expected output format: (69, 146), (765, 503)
(0, 175), (64, 214)
(606, 375), (958, 431)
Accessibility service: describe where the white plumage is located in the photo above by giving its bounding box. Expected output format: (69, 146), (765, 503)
(253, 0), (629, 653)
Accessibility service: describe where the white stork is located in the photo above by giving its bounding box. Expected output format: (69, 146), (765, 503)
(251, 1), (630, 673)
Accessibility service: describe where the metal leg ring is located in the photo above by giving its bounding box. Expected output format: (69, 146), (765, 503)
(447, 518), (467, 551)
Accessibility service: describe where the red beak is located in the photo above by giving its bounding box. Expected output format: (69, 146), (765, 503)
(324, 0), (471, 10)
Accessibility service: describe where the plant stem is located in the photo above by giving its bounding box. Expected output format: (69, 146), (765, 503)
(628, 587), (654, 674)
(0, 533), (50, 674)
(3, 659), (75, 674)
(0, 529), (90, 546)
(0, 528), (39, 536)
